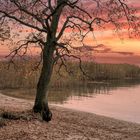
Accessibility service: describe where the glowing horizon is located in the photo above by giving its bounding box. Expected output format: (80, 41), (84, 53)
(0, 0), (140, 65)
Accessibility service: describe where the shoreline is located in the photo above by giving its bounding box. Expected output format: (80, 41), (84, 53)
(1, 93), (140, 140)
(1, 90), (140, 124)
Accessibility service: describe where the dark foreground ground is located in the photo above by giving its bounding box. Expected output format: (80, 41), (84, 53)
(0, 93), (140, 140)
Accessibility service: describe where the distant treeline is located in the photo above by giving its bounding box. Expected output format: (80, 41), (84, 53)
(0, 60), (140, 89)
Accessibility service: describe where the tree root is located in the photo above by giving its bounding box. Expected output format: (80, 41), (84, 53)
(0, 110), (39, 121)
(33, 103), (53, 122)
(1, 112), (20, 120)
(0, 109), (52, 122)
(41, 109), (52, 122)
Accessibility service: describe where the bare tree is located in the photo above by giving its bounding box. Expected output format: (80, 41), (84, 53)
(0, 0), (139, 121)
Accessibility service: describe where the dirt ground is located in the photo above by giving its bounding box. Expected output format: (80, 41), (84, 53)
(0, 93), (140, 140)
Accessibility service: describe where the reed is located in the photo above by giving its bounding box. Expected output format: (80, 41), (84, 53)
(0, 60), (140, 89)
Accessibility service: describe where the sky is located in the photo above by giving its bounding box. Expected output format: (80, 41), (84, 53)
(0, 0), (140, 66)
(83, 29), (140, 66)
(80, 0), (140, 65)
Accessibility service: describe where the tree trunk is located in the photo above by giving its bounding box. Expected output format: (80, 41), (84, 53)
(33, 0), (66, 122)
(33, 46), (54, 122)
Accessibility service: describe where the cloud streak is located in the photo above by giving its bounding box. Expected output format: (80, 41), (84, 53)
(93, 44), (134, 56)
(74, 44), (135, 56)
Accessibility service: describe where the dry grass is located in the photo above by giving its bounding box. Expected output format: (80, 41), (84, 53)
(0, 60), (140, 89)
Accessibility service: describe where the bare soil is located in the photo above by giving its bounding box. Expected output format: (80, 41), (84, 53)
(0, 93), (140, 140)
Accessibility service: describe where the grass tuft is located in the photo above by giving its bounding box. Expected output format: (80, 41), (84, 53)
(0, 117), (6, 127)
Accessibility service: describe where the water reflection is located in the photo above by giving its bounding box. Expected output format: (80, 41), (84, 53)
(49, 80), (140, 123)
(48, 80), (140, 104)
(2, 79), (140, 123)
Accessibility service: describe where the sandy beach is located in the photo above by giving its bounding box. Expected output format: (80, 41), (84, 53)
(0, 93), (140, 140)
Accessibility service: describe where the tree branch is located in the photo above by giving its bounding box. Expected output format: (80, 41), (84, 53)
(0, 11), (47, 33)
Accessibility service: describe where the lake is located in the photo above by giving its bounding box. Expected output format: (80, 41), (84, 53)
(1, 80), (140, 124)
(48, 80), (140, 124)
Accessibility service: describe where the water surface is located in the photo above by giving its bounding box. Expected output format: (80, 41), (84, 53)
(48, 81), (140, 124)
(2, 80), (140, 124)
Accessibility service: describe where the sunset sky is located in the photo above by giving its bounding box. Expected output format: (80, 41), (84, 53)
(83, 28), (140, 65)
(78, 0), (140, 65)
(0, 0), (140, 65)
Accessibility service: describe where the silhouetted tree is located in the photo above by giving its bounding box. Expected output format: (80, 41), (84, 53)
(0, 0), (139, 121)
